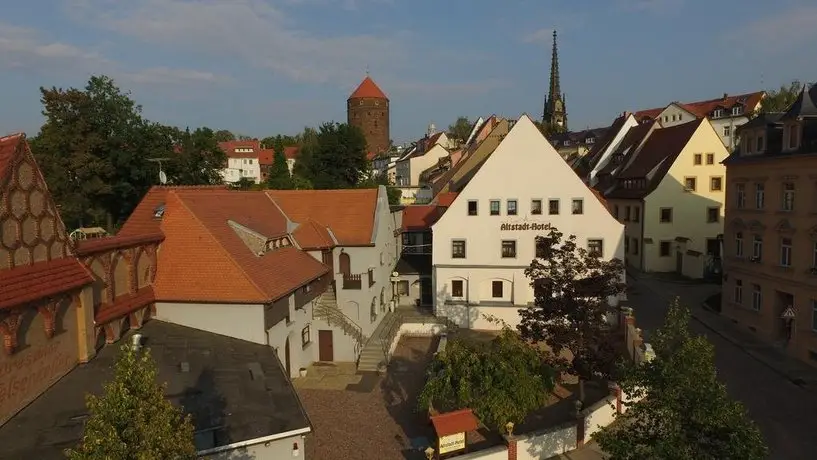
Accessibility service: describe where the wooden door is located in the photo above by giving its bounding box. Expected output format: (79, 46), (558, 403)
(284, 336), (291, 377)
(421, 278), (433, 306)
(318, 330), (334, 362)
(339, 252), (350, 275)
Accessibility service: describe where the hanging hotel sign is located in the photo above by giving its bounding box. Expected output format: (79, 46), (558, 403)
(438, 432), (466, 454)
(500, 222), (548, 231)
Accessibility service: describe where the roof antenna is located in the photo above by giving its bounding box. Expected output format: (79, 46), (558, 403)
(365, 65), (370, 77)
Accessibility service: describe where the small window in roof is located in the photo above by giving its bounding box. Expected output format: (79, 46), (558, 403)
(153, 204), (165, 218)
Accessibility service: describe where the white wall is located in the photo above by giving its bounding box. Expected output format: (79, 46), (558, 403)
(589, 115), (639, 186)
(200, 433), (307, 460)
(221, 156), (261, 184)
(656, 104), (696, 128)
(517, 423), (577, 460)
(431, 115), (625, 328)
(155, 302), (266, 344)
(266, 295), (317, 379)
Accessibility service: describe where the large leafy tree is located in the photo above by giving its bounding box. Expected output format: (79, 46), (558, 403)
(520, 225), (626, 404)
(65, 344), (196, 460)
(418, 329), (554, 432)
(165, 127), (227, 186)
(298, 122), (368, 189)
(357, 167), (401, 205)
(596, 300), (767, 460)
(447, 116), (472, 144)
(32, 75), (161, 230)
(760, 80), (802, 113)
(213, 129), (235, 142)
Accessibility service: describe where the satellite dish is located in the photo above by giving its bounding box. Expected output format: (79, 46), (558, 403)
(159, 170), (168, 184)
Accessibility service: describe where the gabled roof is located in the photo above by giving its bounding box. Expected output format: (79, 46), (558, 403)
(218, 140), (271, 159)
(433, 118), (509, 195)
(292, 219), (336, 250)
(349, 76), (388, 100)
(584, 114), (631, 169)
(596, 121), (655, 177)
(636, 91), (765, 121)
(0, 133), (23, 186)
(155, 190), (328, 303)
(617, 119), (702, 179)
(402, 205), (445, 231)
(266, 188), (380, 246)
(118, 185), (229, 237)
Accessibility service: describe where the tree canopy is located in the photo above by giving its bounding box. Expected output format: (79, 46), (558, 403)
(520, 225), (626, 402)
(31, 75), (226, 231)
(595, 299), (768, 460)
(65, 344), (196, 460)
(265, 135), (295, 190)
(418, 329), (555, 432)
(447, 116), (472, 144)
(296, 122), (368, 189)
(761, 80), (802, 113)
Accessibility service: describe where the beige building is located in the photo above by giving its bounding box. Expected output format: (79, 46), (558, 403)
(602, 117), (729, 279)
(721, 83), (817, 365)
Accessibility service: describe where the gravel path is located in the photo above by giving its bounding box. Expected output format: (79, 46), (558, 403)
(298, 336), (438, 460)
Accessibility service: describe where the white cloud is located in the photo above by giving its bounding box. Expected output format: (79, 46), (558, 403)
(721, 5), (817, 54)
(63, 0), (409, 85)
(0, 21), (229, 86)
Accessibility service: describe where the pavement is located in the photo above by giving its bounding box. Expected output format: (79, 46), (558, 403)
(627, 271), (817, 459)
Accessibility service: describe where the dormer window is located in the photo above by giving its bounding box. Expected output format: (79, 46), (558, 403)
(586, 137), (595, 144)
(564, 140), (571, 146)
(153, 204), (165, 218)
(713, 109), (724, 118)
(732, 105), (744, 116)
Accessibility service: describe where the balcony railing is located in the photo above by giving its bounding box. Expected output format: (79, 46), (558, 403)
(402, 244), (432, 255)
(342, 273), (362, 290)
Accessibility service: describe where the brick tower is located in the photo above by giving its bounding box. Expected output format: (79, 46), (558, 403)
(347, 75), (390, 156)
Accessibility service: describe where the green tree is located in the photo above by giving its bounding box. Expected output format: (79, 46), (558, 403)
(761, 80), (802, 113)
(596, 300), (767, 460)
(418, 328), (555, 432)
(65, 344), (196, 460)
(31, 75), (165, 230)
(261, 134), (298, 149)
(231, 177), (256, 190)
(533, 120), (567, 138)
(266, 136), (294, 190)
(447, 116), (472, 144)
(165, 127), (228, 186)
(357, 167), (401, 205)
(214, 129), (235, 142)
(299, 122), (368, 189)
(520, 225), (626, 404)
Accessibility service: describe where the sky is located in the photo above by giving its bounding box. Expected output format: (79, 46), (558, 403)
(1, 0), (816, 144)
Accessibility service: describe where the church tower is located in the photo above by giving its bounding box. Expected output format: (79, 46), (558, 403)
(542, 31), (567, 131)
(347, 75), (390, 156)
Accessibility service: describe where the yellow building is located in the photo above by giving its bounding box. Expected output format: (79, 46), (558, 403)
(602, 118), (728, 279)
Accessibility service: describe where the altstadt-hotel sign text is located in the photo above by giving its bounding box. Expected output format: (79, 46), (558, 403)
(500, 222), (549, 231)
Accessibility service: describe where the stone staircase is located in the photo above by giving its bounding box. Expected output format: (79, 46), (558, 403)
(312, 284), (366, 349)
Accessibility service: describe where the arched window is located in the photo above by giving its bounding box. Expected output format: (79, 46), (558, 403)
(339, 252), (351, 275)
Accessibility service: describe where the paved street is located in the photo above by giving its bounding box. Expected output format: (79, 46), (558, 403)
(628, 274), (817, 460)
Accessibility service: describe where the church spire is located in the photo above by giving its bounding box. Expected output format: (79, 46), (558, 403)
(542, 30), (567, 131)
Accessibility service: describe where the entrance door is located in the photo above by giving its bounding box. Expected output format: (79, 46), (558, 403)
(284, 336), (291, 378)
(318, 330), (334, 361)
(420, 278), (433, 306)
(706, 238), (721, 257)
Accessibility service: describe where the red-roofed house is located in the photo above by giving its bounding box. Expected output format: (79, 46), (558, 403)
(636, 91), (765, 150)
(218, 139), (266, 184)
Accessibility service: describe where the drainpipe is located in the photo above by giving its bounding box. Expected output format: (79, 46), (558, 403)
(640, 198), (646, 271)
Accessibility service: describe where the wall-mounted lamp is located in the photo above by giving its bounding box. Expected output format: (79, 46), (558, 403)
(292, 442), (300, 457)
(424, 446), (435, 460)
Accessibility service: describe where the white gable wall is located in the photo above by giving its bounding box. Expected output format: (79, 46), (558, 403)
(589, 115), (639, 186)
(431, 115), (625, 329)
(656, 104), (697, 128)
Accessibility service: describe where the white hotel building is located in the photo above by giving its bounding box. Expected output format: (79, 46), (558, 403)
(428, 115), (625, 329)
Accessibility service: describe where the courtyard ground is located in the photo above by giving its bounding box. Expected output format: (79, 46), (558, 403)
(295, 332), (610, 460)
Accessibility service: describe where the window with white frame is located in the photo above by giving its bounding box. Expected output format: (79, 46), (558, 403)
(752, 235), (763, 261)
(732, 106), (743, 116)
(782, 182), (795, 211)
(752, 284), (762, 311)
(735, 232), (744, 257)
(780, 237), (793, 267)
(713, 109), (724, 118)
(723, 126), (731, 137)
(507, 199), (518, 216)
(755, 183), (765, 209)
(734, 279), (743, 304)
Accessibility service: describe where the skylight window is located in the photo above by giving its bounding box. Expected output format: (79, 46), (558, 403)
(153, 204), (165, 218)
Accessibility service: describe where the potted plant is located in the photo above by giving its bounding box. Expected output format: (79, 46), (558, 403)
(299, 367), (307, 377)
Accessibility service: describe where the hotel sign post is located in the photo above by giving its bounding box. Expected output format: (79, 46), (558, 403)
(429, 408), (479, 458)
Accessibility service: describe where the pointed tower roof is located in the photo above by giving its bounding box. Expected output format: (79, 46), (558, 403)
(349, 76), (388, 100)
(549, 30), (561, 100)
(781, 82), (817, 120)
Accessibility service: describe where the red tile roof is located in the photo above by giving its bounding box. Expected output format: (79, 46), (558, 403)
(433, 192), (458, 208)
(292, 219), (335, 250)
(402, 205), (445, 231)
(284, 146), (300, 160)
(95, 287), (155, 325)
(0, 133), (24, 186)
(635, 91), (765, 121)
(266, 189), (379, 246)
(117, 185), (228, 237)
(75, 233), (164, 256)
(349, 76), (388, 100)
(430, 409), (480, 437)
(258, 148), (274, 166)
(0, 258), (93, 310)
(218, 140), (266, 159)
(155, 190), (328, 303)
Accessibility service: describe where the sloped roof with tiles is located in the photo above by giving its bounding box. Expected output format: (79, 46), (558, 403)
(402, 205), (445, 231)
(266, 188), (379, 246)
(635, 91), (765, 121)
(349, 76), (388, 100)
(154, 190), (328, 303)
(0, 133), (94, 310)
(117, 185), (228, 236)
(292, 219), (337, 250)
(596, 121), (655, 177)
